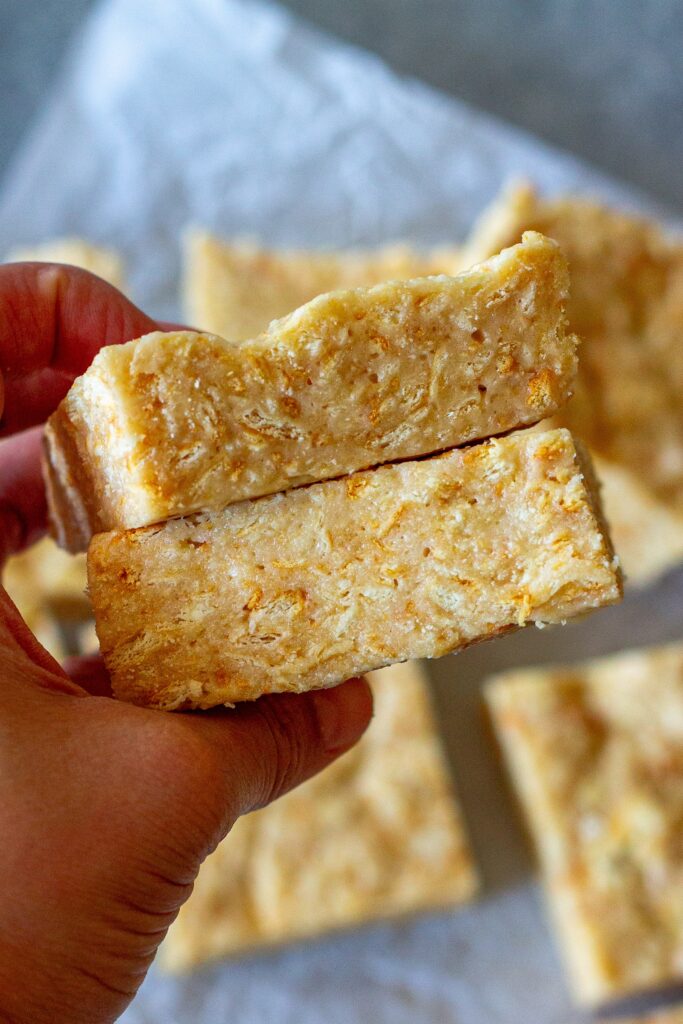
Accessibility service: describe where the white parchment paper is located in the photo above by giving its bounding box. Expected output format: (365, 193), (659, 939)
(2, 1), (683, 1021)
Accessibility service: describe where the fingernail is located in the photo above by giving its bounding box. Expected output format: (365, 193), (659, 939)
(311, 676), (373, 753)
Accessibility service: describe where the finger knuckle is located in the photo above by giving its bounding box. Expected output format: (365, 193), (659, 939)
(256, 695), (312, 806)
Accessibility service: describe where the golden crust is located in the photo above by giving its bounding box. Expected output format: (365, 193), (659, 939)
(43, 416), (97, 553)
(46, 232), (577, 550)
(184, 229), (463, 340)
(487, 642), (683, 1005)
(88, 428), (621, 710)
(161, 660), (477, 970)
(5, 238), (124, 289)
(463, 183), (683, 585)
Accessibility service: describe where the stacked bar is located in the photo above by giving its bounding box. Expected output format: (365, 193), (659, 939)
(42, 232), (618, 712)
(45, 231), (620, 709)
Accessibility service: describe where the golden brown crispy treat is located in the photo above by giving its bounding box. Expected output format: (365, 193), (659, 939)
(88, 428), (621, 710)
(487, 642), (683, 1005)
(184, 229), (463, 340)
(161, 660), (477, 970)
(463, 183), (683, 584)
(46, 231), (577, 551)
(5, 239), (124, 289)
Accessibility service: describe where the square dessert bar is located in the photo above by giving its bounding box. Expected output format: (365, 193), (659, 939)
(488, 642), (683, 1005)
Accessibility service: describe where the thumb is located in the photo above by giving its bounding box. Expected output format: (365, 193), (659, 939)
(162, 677), (374, 858)
(215, 677), (374, 813)
(61, 655), (373, 827)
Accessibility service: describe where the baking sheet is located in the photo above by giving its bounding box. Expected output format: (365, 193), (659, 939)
(2, 0), (683, 1020)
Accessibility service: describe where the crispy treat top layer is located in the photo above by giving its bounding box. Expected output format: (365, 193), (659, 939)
(46, 231), (576, 547)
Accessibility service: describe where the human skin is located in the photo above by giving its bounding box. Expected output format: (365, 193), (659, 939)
(0, 263), (373, 1024)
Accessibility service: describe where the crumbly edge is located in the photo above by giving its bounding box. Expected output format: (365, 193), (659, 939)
(45, 341), (157, 552)
(43, 408), (100, 553)
(181, 228), (465, 338)
(570, 440), (623, 595)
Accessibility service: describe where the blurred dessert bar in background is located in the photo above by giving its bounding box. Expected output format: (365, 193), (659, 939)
(488, 642), (683, 1005)
(607, 1007), (683, 1024)
(161, 661), (477, 970)
(1, 238), (121, 660)
(184, 229), (462, 341)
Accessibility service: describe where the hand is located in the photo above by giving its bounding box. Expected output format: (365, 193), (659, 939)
(0, 263), (373, 1024)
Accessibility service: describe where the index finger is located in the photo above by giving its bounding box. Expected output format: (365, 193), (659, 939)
(0, 262), (157, 434)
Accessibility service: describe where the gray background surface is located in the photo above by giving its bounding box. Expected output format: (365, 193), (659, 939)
(1, 0), (682, 212)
